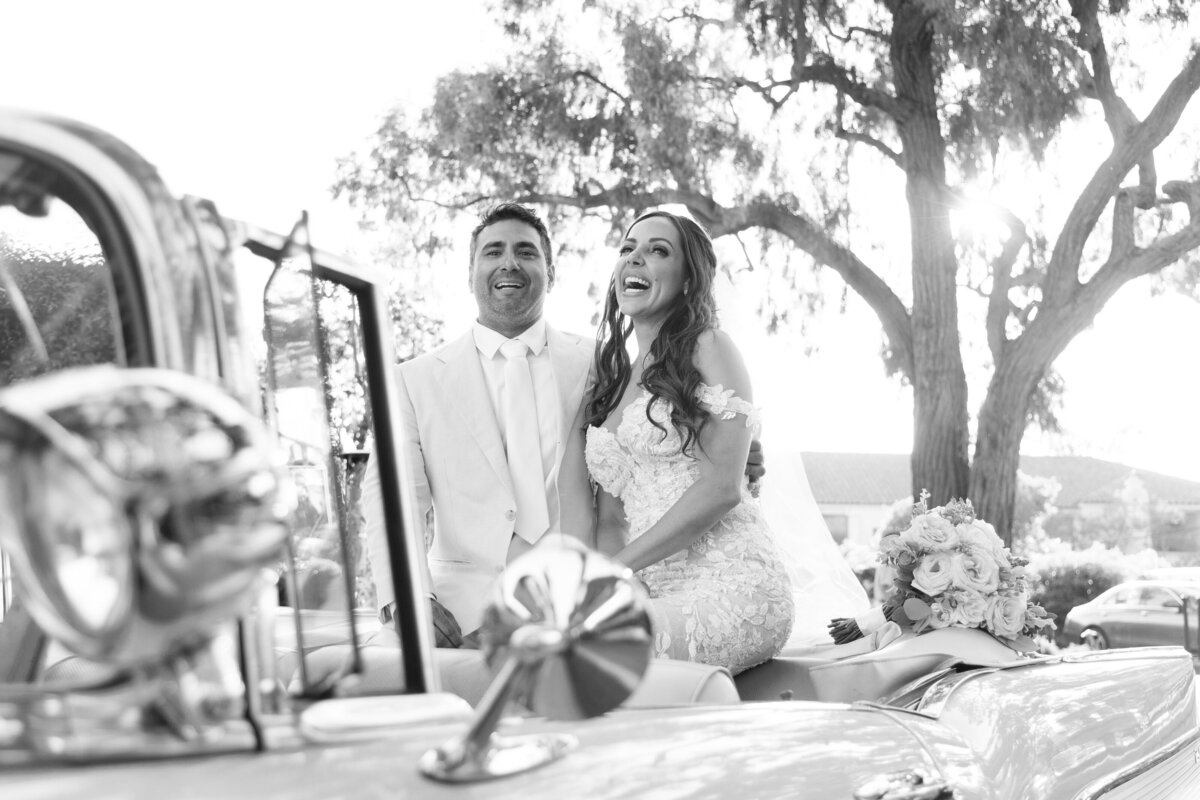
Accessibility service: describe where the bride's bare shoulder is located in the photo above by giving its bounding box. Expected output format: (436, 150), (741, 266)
(694, 329), (751, 394)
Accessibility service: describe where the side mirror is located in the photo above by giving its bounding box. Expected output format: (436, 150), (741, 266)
(1164, 599), (1183, 612)
(421, 537), (653, 783)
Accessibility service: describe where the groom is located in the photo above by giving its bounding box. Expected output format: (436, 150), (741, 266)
(363, 203), (593, 647)
(363, 203), (764, 647)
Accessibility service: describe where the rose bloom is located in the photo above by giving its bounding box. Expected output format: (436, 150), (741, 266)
(879, 534), (906, 560)
(944, 588), (989, 627)
(893, 547), (919, 570)
(948, 547), (1001, 595)
(912, 550), (956, 596)
(926, 601), (954, 629)
(985, 593), (1029, 638)
(901, 513), (960, 552)
(956, 520), (1006, 560)
(878, 535), (919, 572)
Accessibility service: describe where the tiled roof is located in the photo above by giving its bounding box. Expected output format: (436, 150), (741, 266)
(799, 452), (910, 505)
(798, 452), (1200, 508)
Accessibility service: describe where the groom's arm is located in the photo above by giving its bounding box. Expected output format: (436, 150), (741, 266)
(363, 365), (462, 647)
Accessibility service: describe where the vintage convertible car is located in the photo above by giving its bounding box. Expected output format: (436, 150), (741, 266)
(1, 110), (1199, 800)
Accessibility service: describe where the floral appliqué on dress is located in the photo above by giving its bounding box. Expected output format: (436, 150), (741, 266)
(585, 383), (793, 674)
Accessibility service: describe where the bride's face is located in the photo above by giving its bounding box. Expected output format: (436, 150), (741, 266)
(614, 216), (686, 327)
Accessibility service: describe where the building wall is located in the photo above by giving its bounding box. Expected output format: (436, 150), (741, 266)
(818, 502), (892, 547)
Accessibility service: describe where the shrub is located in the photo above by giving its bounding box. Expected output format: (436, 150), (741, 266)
(1027, 544), (1169, 646)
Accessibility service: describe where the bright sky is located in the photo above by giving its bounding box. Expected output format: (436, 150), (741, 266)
(4, 1), (1199, 482)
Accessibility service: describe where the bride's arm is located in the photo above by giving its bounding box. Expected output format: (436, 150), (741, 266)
(614, 329), (754, 573)
(595, 488), (629, 557)
(557, 402), (597, 546)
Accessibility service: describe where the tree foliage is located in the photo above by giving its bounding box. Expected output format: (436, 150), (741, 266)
(335, 0), (1200, 543)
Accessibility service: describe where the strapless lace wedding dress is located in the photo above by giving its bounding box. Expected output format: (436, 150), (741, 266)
(585, 384), (794, 674)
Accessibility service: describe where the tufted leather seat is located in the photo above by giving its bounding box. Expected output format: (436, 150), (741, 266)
(41, 607), (740, 709)
(281, 615), (739, 708)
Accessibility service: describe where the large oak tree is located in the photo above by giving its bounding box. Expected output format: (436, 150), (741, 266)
(336, 0), (1200, 544)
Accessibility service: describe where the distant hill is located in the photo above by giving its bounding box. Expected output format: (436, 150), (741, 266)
(797, 452), (1200, 509)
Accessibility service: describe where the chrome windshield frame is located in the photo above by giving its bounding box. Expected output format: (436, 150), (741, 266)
(235, 221), (437, 695)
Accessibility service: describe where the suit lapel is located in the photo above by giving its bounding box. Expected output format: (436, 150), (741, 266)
(438, 332), (511, 485)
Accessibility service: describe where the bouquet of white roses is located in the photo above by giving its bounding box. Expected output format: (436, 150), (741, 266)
(829, 492), (1055, 650)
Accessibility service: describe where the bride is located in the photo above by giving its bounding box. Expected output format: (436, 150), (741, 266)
(581, 210), (795, 674)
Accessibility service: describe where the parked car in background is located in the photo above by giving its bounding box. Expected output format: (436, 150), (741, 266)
(2, 110), (1200, 799)
(1063, 580), (1200, 650)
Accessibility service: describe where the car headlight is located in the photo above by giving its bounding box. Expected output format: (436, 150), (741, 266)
(0, 365), (290, 666)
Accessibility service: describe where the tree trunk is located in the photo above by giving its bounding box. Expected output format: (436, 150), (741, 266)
(971, 356), (1042, 547)
(891, 3), (971, 507)
(973, 275), (1132, 544)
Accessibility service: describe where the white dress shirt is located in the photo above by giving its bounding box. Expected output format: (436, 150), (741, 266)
(472, 320), (561, 518)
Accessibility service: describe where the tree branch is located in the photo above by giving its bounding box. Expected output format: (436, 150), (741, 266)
(834, 87), (903, 167)
(836, 128), (904, 168)
(702, 198), (914, 378)
(1045, 44), (1200, 306)
(707, 52), (908, 120)
(942, 188), (1029, 362)
(799, 55), (911, 121)
(699, 75), (799, 113)
(1093, 179), (1200, 288)
(516, 185), (915, 377)
(570, 69), (630, 104)
(1108, 187), (1138, 262)
(662, 11), (735, 32)
(986, 216), (1029, 363)
(1070, 0), (1156, 209)
(1023, 178), (1200, 374)
(822, 22), (889, 44)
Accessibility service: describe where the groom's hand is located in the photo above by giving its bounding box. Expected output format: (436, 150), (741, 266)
(428, 598), (463, 648)
(746, 439), (766, 496)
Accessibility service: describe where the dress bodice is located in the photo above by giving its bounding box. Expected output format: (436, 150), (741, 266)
(585, 383), (761, 537)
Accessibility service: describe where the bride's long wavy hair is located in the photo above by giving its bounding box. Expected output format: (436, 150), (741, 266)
(585, 210), (719, 456)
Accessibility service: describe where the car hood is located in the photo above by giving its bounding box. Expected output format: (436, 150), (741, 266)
(1, 701), (989, 800)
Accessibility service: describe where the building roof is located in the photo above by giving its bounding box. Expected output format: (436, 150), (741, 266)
(800, 453), (911, 506)
(799, 452), (1200, 508)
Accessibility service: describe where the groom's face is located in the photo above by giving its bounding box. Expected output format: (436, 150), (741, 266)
(469, 219), (554, 338)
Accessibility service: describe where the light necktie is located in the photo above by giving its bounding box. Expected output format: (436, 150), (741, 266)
(499, 339), (550, 542)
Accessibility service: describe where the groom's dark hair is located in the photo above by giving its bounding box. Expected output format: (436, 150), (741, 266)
(468, 202), (554, 272)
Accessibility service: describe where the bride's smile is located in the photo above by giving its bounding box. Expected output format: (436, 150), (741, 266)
(615, 216), (687, 327)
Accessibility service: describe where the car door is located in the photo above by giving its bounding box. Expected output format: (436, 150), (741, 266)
(1132, 586), (1187, 648)
(1096, 586), (1137, 646)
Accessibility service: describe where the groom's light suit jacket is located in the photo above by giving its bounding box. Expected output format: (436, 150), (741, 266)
(364, 325), (594, 633)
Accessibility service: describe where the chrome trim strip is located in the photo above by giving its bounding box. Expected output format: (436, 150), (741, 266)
(1061, 645), (1190, 664)
(850, 704), (954, 783)
(1074, 726), (1200, 800)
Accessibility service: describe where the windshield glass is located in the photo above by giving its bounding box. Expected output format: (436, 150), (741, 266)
(0, 150), (121, 387)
